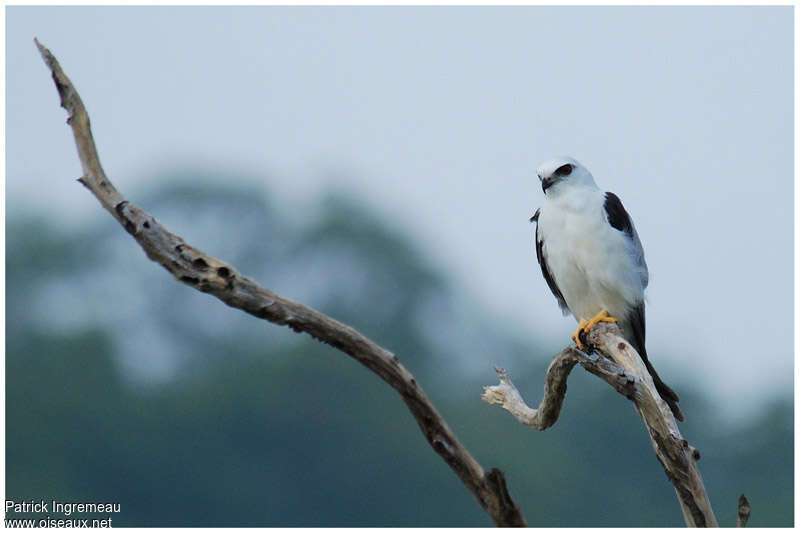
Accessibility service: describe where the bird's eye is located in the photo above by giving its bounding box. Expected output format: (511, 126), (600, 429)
(555, 164), (573, 177)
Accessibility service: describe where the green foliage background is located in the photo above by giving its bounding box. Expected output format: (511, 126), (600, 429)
(6, 174), (793, 526)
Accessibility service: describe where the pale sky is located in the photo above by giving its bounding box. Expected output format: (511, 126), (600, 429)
(7, 6), (793, 422)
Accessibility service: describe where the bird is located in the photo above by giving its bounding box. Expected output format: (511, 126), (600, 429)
(530, 156), (683, 421)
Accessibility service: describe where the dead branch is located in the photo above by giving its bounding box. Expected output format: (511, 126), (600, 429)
(737, 494), (750, 527)
(483, 322), (719, 527)
(35, 38), (526, 527)
(482, 348), (636, 430)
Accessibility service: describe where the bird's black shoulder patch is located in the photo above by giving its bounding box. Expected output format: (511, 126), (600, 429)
(530, 208), (540, 223)
(604, 192), (634, 238)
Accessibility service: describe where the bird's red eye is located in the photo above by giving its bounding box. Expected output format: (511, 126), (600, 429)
(555, 164), (573, 177)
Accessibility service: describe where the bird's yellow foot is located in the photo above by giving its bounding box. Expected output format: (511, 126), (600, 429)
(571, 319), (590, 350)
(571, 310), (617, 351)
(582, 309), (617, 333)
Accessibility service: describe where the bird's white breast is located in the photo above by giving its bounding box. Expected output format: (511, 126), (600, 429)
(538, 188), (645, 322)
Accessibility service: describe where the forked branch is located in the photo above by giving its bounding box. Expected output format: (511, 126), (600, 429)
(482, 348), (636, 430)
(35, 39), (526, 527)
(483, 322), (720, 527)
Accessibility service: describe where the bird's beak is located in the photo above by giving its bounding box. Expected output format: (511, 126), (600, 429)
(541, 176), (553, 193)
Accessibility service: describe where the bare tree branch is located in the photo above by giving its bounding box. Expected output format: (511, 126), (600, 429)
(34, 38), (526, 527)
(482, 349), (636, 430)
(737, 494), (751, 527)
(586, 323), (717, 527)
(484, 323), (719, 527)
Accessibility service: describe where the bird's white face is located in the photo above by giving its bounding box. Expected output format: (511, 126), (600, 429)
(536, 156), (597, 196)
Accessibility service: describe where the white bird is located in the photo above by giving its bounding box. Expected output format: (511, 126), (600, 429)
(531, 156), (683, 421)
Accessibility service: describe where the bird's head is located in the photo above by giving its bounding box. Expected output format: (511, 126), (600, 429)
(536, 156), (596, 196)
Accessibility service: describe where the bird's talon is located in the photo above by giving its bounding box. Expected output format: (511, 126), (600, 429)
(582, 309), (617, 333)
(571, 332), (585, 350)
(571, 319), (590, 350)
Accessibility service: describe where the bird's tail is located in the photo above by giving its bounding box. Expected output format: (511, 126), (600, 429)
(640, 352), (684, 422)
(621, 309), (684, 422)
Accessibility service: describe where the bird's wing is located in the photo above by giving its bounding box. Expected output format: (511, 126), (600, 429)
(620, 302), (683, 420)
(603, 192), (682, 418)
(531, 208), (570, 314)
(604, 192), (649, 288)
(623, 300), (647, 357)
(603, 190), (649, 345)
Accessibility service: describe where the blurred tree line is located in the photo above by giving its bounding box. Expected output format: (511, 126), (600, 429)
(6, 173), (793, 526)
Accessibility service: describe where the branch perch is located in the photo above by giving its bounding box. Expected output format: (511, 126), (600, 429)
(483, 322), (719, 527)
(35, 39), (526, 527)
(482, 349), (636, 430)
